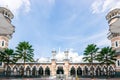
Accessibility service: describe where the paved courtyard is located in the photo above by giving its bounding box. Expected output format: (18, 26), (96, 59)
(1, 78), (120, 80)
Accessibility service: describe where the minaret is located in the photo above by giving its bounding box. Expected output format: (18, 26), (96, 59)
(0, 7), (14, 49)
(106, 8), (120, 71)
(52, 49), (56, 60)
(64, 50), (69, 61)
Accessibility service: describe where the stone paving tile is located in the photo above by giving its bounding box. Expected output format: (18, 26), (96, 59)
(0, 78), (120, 80)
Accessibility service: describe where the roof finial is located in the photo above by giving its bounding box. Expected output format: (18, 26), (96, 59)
(58, 47), (61, 53)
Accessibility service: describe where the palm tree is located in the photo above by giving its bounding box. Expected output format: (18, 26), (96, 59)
(83, 44), (99, 78)
(15, 41), (34, 76)
(97, 47), (116, 78)
(0, 48), (17, 76)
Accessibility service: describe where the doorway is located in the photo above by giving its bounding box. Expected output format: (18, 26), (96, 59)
(56, 66), (64, 74)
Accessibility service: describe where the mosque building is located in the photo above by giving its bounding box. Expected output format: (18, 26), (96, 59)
(0, 7), (120, 78)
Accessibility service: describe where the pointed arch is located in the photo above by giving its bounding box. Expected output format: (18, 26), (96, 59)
(83, 66), (89, 76)
(56, 66), (64, 74)
(89, 66), (95, 76)
(12, 65), (19, 70)
(26, 66), (31, 76)
(102, 66), (107, 76)
(6, 65), (12, 76)
(31, 65), (37, 70)
(45, 66), (50, 76)
(38, 66), (44, 76)
(77, 66), (82, 76)
(109, 66), (115, 76)
(32, 66), (37, 76)
(5, 65), (12, 71)
(19, 65), (24, 76)
(70, 66), (76, 76)
(95, 65), (102, 71)
(95, 66), (101, 76)
(13, 65), (18, 76)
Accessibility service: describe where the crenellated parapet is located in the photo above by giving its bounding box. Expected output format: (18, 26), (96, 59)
(0, 7), (14, 21)
(106, 9), (120, 24)
(106, 9), (120, 33)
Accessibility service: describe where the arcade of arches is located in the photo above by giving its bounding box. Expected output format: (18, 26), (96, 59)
(4, 62), (115, 77)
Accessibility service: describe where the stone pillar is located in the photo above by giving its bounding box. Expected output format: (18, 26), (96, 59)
(64, 50), (69, 77)
(51, 50), (57, 76)
(51, 59), (56, 76)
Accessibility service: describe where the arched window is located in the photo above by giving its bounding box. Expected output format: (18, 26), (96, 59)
(70, 66), (76, 76)
(77, 66), (82, 76)
(115, 41), (118, 47)
(45, 66), (50, 76)
(38, 66), (44, 76)
(2, 41), (5, 46)
(118, 60), (120, 66)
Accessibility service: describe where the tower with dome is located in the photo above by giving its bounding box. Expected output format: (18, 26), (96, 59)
(106, 8), (120, 72)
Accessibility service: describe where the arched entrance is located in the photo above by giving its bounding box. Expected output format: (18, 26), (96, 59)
(38, 66), (44, 76)
(103, 66), (107, 76)
(32, 66), (37, 76)
(26, 66), (31, 76)
(56, 66), (64, 74)
(83, 66), (88, 76)
(6, 66), (11, 76)
(109, 66), (115, 76)
(13, 66), (18, 76)
(90, 66), (95, 76)
(70, 66), (76, 76)
(96, 66), (101, 76)
(77, 66), (82, 76)
(45, 66), (50, 76)
(19, 66), (24, 76)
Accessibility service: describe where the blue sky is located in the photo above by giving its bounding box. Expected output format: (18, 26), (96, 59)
(0, 0), (120, 59)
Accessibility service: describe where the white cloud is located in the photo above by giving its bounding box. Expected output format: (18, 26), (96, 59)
(0, 0), (31, 16)
(37, 49), (84, 63)
(91, 0), (120, 14)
